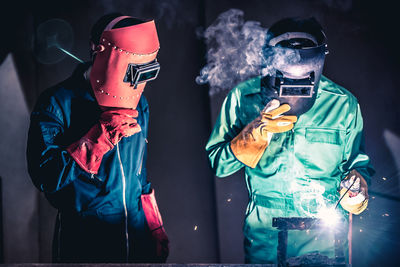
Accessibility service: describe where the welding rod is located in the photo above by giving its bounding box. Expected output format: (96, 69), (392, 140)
(335, 178), (357, 209)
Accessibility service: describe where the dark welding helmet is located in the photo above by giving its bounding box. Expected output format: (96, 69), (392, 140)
(261, 17), (328, 115)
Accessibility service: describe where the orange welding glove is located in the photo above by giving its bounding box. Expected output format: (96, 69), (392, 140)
(67, 109), (141, 174)
(340, 169), (369, 215)
(230, 99), (297, 168)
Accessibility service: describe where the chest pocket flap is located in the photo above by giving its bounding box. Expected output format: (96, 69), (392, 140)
(305, 128), (342, 145)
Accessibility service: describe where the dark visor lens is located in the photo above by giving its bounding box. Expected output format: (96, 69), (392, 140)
(138, 69), (159, 82)
(124, 60), (160, 87)
(280, 85), (313, 97)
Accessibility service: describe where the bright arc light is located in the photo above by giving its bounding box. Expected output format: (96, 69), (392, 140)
(317, 207), (341, 228)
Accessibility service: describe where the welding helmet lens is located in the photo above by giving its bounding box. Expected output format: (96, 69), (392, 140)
(124, 60), (160, 88)
(278, 71), (315, 97)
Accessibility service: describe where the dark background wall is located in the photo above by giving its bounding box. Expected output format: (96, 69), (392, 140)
(0, 0), (399, 266)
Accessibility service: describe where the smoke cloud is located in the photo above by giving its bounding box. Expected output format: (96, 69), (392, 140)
(196, 9), (265, 96)
(196, 9), (301, 96)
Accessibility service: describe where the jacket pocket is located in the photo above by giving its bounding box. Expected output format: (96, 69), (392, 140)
(303, 128), (344, 175)
(141, 189), (169, 262)
(72, 173), (106, 213)
(77, 173), (104, 188)
(305, 128), (342, 145)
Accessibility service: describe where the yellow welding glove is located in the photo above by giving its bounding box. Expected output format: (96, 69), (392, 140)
(339, 170), (369, 215)
(230, 99), (297, 168)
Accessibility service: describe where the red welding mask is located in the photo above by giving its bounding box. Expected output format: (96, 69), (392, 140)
(90, 16), (160, 109)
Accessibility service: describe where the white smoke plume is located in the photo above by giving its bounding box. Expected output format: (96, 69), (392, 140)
(196, 9), (301, 96)
(196, 9), (265, 96)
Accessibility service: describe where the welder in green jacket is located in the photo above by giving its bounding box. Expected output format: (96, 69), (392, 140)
(206, 17), (374, 264)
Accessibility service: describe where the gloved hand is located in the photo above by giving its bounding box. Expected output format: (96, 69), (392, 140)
(99, 108), (142, 145)
(230, 99), (297, 168)
(141, 189), (169, 262)
(67, 108), (141, 174)
(339, 169), (369, 215)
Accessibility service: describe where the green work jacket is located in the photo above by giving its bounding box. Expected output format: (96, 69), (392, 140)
(206, 75), (374, 263)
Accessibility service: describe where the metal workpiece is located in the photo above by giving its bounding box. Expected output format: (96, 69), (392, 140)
(273, 217), (347, 267)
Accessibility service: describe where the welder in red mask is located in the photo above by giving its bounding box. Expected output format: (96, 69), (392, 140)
(27, 13), (168, 263)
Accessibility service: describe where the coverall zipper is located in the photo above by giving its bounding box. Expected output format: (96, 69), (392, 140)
(116, 143), (129, 262)
(286, 129), (295, 216)
(137, 138), (148, 175)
